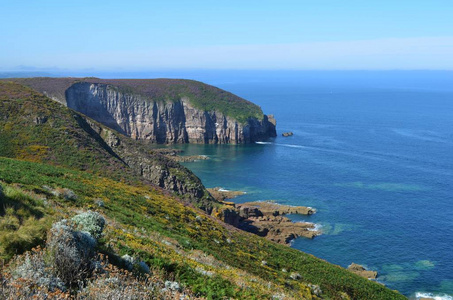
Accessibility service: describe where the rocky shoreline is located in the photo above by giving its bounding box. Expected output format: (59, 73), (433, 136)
(209, 188), (321, 245)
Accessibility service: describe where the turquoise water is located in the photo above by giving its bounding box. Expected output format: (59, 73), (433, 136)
(159, 71), (453, 299)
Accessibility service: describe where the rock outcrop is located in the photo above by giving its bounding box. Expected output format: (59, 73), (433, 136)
(212, 198), (320, 245)
(347, 263), (378, 279)
(79, 116), (216, 212)
(61, 80), (276, 144)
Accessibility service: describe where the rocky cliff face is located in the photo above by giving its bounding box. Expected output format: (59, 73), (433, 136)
(65, 82), (276, 144)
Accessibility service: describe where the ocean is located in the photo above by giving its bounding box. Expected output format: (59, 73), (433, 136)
(140, 70), (453, 299)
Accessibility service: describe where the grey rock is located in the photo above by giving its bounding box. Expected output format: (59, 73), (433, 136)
(121, 254), (135, 271)
(164, 280), (180, 291)
(138, 261), (150, 274)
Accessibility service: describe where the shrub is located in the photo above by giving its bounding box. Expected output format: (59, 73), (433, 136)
(72, 211), (106, 240)
(46, 220), (96, 286)
(10, 247), (66, 292)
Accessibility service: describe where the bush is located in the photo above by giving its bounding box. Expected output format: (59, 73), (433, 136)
(10, 247), (66, 292)
(72, 211), (106, 240)
(46, 220), (96, 286)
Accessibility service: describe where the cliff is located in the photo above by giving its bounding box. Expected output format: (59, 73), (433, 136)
(7, 78), (277, 144)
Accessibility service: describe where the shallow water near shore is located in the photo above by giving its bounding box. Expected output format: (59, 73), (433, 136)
(144, 71), (453, 298)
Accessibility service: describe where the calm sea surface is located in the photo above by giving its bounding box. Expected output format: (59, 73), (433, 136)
(101, 70), (453, 299)
(149, 71), (452, 299)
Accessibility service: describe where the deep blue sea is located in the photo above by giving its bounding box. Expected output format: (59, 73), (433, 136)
(106, 70), (453, 299)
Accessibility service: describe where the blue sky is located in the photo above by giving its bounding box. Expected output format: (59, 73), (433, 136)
(1, 0), (453, 70)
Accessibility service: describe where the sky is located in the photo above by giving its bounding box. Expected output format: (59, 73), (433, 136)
(1, 0), (453, 71)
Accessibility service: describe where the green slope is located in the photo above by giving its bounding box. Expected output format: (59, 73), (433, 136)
(0, 157), (405, 299)
(0, 81), (215, 210)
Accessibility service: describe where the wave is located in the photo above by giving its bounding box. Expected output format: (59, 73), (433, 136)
(308, 223), (323, 232)
(255, 141), (272, 145)
(414, 292), (453, 300)
(296, 222), (323, 232)
(255, 141), (453, 176)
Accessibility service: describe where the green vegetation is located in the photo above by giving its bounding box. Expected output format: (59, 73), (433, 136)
(0, 158), (405, 299)
(0, 81), (406, 299)
(0, 185), (52, 260)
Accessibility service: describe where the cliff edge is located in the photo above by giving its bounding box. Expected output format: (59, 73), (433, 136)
(9, 78), (277, 144)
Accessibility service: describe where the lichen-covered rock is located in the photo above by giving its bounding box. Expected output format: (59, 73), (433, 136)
(61, 188), (77, 201)
(308, 283), (322, 296)
(164, 280), (181, 292)
(121, 254), (135, 271)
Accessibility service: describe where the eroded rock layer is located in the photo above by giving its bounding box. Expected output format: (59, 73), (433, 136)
(64, 81), (276, 144)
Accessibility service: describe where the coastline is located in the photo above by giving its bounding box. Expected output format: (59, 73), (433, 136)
(208, 187), (321, 245)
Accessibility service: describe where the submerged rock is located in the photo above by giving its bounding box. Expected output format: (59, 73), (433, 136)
(282, 132), (293, 137)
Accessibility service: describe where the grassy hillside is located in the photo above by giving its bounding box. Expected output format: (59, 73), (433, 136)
(0, 157), (405, 299)
(6, 77), (264, 123)
(0, 81), (406, 299)
(0, 81), (215, 210)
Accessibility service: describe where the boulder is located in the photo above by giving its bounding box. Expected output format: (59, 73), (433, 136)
(347, 263), (377, 279)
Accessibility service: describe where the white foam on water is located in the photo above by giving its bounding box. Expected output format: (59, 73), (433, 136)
(279, 144), (307, 149)
(414, 292), (453, 300)
(296, 221), (322, 232)
(255, 141), (272, 145)
(308, 223), (323, 232)
(218, 188), (229, 192)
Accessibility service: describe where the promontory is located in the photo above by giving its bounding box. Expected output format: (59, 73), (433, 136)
(7, 77), (277, 144)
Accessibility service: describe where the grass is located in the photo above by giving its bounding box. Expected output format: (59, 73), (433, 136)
(0, 185), (52, 260)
